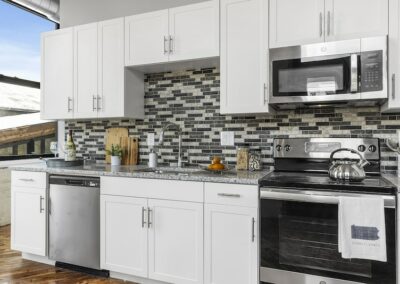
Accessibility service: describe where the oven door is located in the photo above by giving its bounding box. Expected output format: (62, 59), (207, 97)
(260, 188), (396, 284)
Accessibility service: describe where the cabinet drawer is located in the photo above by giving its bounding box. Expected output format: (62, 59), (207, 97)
(12, 171), (47, 189)
(205, 183), (258, 207)
(101, 177), (204, 202)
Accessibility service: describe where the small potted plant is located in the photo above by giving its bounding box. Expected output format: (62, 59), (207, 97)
(106, 144), (123, 166)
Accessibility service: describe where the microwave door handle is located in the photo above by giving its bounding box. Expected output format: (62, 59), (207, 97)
(260, 188), (395, 209)
(350, 54), (359, 93)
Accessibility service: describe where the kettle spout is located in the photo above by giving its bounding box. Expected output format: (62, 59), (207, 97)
(358, 159), (370, 169)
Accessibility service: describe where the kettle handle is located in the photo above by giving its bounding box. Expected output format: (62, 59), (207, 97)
(329, 148), (365, 164)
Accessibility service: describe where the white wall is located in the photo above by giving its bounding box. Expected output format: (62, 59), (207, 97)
(60, 0), (209, 27)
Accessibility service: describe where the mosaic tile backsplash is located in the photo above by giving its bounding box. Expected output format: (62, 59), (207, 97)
(66, 67), (400, 174)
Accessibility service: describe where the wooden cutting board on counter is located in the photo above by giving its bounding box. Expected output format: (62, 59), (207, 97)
(120, 137), (139, 165)
(105, 128), (128, 163)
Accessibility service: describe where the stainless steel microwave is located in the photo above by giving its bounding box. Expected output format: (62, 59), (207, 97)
(269, 37), (387, 109)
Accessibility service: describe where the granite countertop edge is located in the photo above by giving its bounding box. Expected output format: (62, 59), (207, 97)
(10, 164), (271, 186)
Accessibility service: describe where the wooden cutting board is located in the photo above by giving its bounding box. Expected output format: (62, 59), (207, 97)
(105, 128), (128, 163)
(120, 137), (139, 165)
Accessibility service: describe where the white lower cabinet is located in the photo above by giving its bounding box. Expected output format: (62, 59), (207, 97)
(204, 204), (258, 284)
(11, 174), (47, 256)
(100, 195), (148, 277)
(148, 199), (203, 284)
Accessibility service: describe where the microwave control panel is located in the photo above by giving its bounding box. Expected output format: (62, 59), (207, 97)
(360, 50), (383, 92)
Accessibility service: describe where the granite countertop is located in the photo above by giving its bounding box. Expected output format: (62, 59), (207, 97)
(10, 162), (271, 185)
(382, 174), (400, 191)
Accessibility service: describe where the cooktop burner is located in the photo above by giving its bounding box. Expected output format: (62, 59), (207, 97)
(259, 171), (397, 195)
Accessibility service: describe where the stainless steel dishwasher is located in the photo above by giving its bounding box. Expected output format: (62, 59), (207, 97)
(49, 175), (101, 271)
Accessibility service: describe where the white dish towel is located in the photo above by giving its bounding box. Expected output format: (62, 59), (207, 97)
(338, 196), (387, 262)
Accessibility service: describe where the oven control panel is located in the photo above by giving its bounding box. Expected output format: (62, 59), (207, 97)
(361, 50), (383, 93)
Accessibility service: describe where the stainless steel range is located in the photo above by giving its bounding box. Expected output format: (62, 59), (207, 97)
(259, 138), (397, 284)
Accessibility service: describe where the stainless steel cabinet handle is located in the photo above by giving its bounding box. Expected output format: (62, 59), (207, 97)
(319, 12), (323, 37)
(147, 207), (152, 228)
(163, 36), (168, 54)
(39, 196), (45, 213)
(92, 95), (97, 111)
(251, 217), (255, 242)
(392, 74), (396, 100)
(142, 207), (147, 228)
(19, 178), (34, 182)
(97, 95), (102, 111)
(67, 97), (73, 112)
(327, 11), (331, 36)
(169, 35), (174, 53)
(217, 193), (241, 198)
(263, 83), (268, 104)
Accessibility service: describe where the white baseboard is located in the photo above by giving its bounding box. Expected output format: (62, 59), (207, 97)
(22, 253), (55, 266)
(110, 272), (169, 284)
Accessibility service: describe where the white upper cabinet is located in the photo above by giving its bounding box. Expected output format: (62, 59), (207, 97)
(326, 0), (389, 42)
(220, 0), (270, 114)
(270, 0), (389, 48)
(41, 28), (74, 120)
(148, 199), (203, 284)
(125, 0), (219, 67)
(125, 10), (169, 66)
(382, 0), (400, 112)
(269, 0), (325, 48)
(74, 23), (98, 119)
(168, 0), (219, 62)
(98, 18), (126, 118)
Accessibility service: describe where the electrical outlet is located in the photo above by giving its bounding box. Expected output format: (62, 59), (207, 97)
(147, 133), (155, 147)
(220, 131), (235, 146)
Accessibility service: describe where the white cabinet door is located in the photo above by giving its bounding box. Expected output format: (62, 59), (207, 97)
(168, 0), (219, 62)
(148, 199), (203, 284)
(74, 23), (98, 119)
(98, 18), (125, 118)
(220, 0), (270, 114)
(41, 28), (74, 120)
(100, 195), (148, 277)
(269, 0), (325, 48)
(125, 10), (169, 66)
(326, 0), (388, 42)
(11, 186), (46, 256)
(204, 204), (258, 284)
(382, 0), (400, 112)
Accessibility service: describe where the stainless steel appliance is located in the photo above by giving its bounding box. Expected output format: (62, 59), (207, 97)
(259, 138), (397, 284)
(269, 37), (387, 109)
(49, 175), (101, 271)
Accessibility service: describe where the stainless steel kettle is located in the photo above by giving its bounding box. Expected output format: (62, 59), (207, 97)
(329, 148), (370, 182)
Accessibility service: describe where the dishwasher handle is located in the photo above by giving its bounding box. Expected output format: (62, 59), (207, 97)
(49, 175), (100, 188)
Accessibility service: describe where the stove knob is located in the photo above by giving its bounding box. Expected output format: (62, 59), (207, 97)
(358, 145), (366, 152)
(284, 145), (291, 152)
(368, 145), (377, 152)
(275, 145), (282, 152)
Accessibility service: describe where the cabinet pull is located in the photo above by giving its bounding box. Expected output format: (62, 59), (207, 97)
(19, 178), (34, 182)
(169, 35), (174, 53)
(97, 95), (102, 111)
(327, 11), (331, 36)
(251, 217), (255, 242)
(217, 193), (241, 198)
(92, 95), (97, 111)
(319, 12), (323, 37)
(147, 207), (152, 228)
(142, 207), (147, 228)
(164, 36), (169, 54)
(392, 74), (396, 100)
(67, 97), (73, 112)
(39, 196), (45, 213)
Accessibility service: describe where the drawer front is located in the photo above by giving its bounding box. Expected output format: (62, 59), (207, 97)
(12, 171), (47, 189)
(205, 182), (258, 207)
(101, 177), (204, 202)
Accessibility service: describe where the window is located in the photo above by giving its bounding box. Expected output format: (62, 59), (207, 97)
(0, 0), (57, 82)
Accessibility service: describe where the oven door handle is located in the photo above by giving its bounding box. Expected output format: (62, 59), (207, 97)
(260, 188), (396, 209)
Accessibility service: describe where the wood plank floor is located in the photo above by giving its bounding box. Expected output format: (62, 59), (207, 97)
(0, 225), (136, 283)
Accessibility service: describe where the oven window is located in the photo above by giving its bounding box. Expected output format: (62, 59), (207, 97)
(273, 57), (353, 97)
(260, 199), (396, 284)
